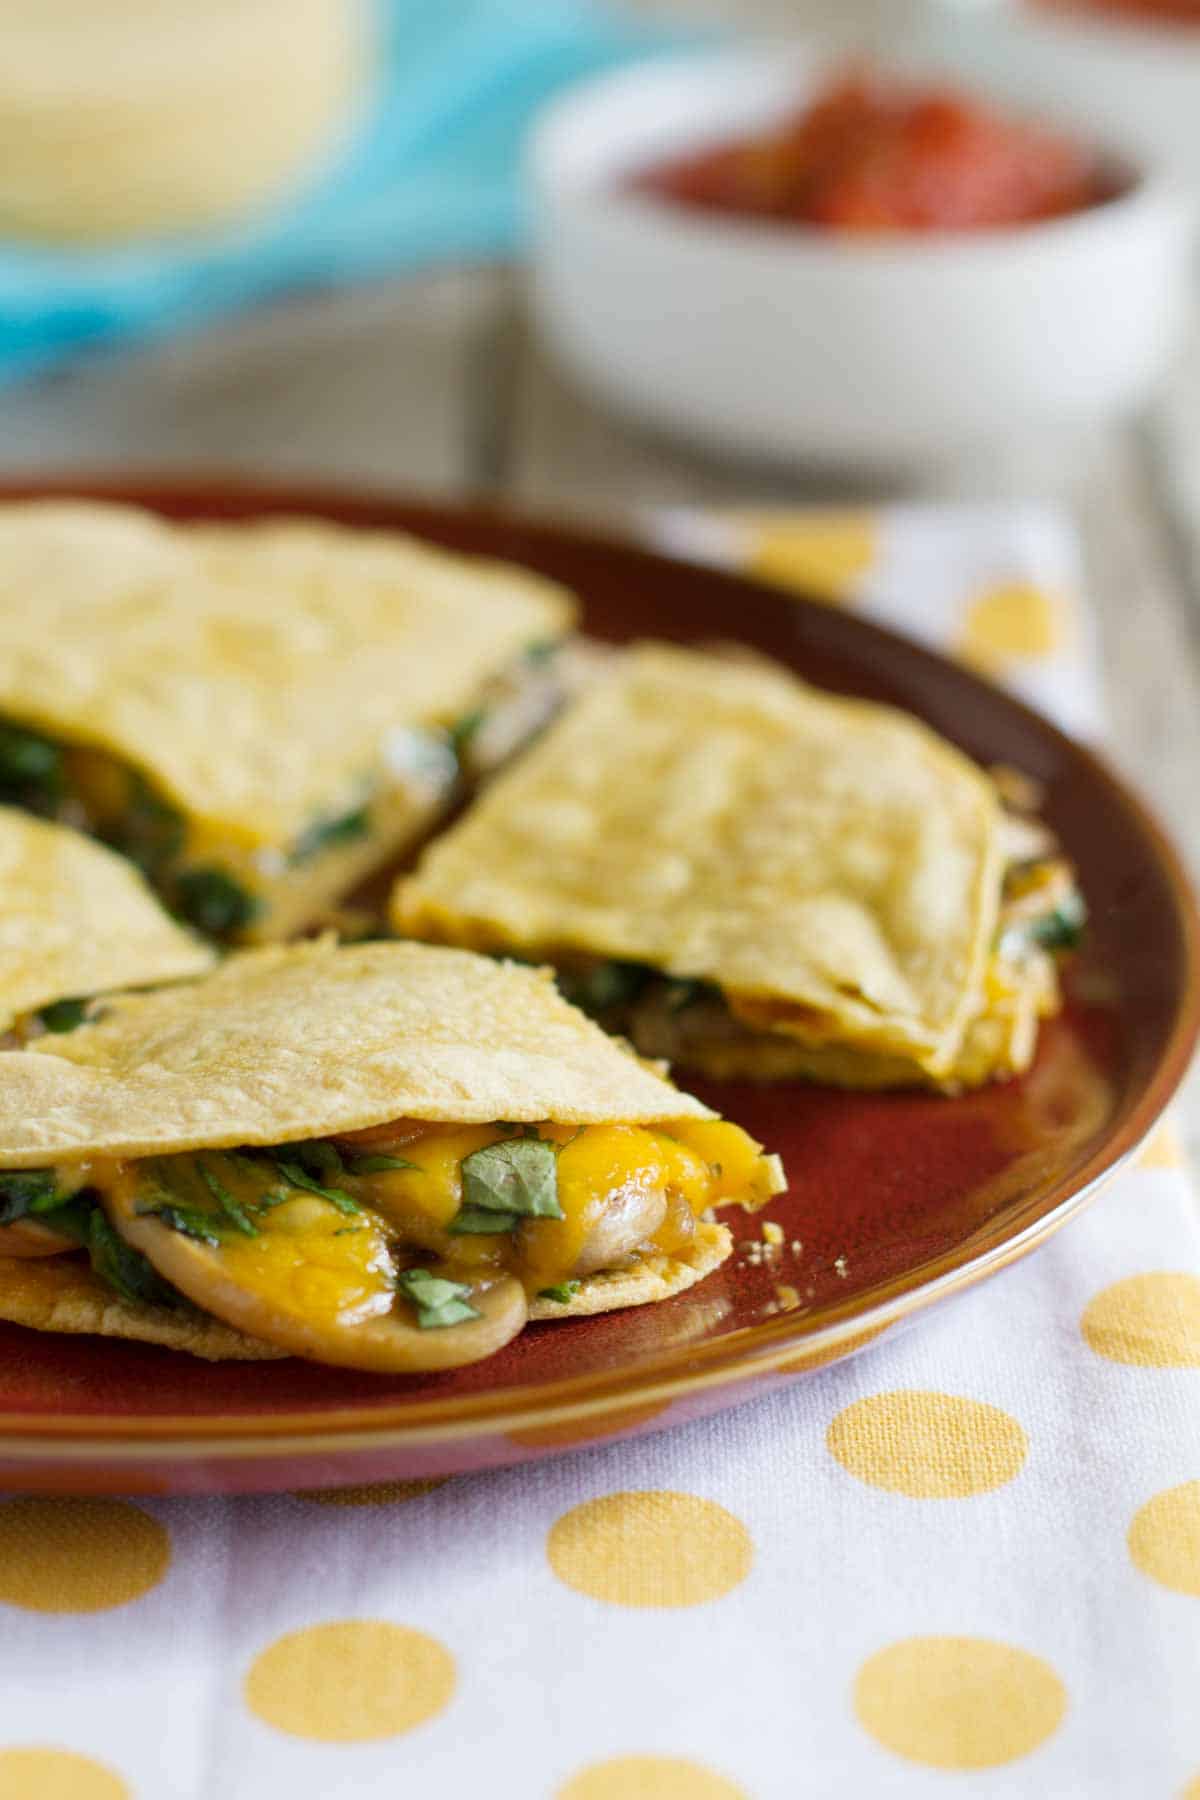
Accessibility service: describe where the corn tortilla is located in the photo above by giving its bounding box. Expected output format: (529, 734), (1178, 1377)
(394, 642), (1003, 1079)
(0, 939), (710, 1167)
(0, 500), (574, 849)
(0, 1224), (732, 1360)
(0, 806), (213, 1034)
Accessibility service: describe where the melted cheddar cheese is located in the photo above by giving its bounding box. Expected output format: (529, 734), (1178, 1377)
(334, 1117), (780, 1293)
(89, 1116), (784, 1365)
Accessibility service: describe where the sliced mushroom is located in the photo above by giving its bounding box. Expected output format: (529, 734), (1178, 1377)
(0, 1219), (75, 1259)
(562, 1184), (668, 1279)
(102, 1167), (527, 1372)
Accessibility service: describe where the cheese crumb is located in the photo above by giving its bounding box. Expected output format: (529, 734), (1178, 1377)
(762, 1220), (784, 1247)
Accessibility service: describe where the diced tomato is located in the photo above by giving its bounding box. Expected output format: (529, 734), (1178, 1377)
(631, 70), (1112, 234)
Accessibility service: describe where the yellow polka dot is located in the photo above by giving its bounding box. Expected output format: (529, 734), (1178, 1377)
(1139, 1122), (1184, 1169)
(557, 1756), (747, 1799)
(244, 1620), (455, 1742)
(958, 582), (1068, 677)
(855, 1636), (1066, 1769)
(0, 1499), (168, 1613)
(546, 1491), (751, 1608)
(748, 512), (877, 604)
(295, 1478), (449, 1507)
(827, 1390), (1028, 1498)
(1082, 1274), (1200, 1369)
(1128, 1482), (1200, 1596)
(0, 1749), (128, 1800)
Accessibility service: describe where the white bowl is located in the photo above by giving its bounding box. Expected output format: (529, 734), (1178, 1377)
(917, 0), (1200, 196)
(525, 48), (1195, 468)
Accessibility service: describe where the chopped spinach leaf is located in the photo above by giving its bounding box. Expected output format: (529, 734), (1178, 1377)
(36, 997), (88, 1034)
(175, 866), (260, 938)
(281, 1139), (345, 1181)
(559, 960), (650, 1018)
(448, 1204), (521, 1237)
(0, 1170), (67, 1225)
(0, 723), (64, 812)
(662, 977), (713, 1013)
(523, 637), (559, 666)
(446, 708), (487, 757)
(346, 1153), (423, 1175)
(536, 1280), (581, 1304)
(87, 1209), (180, 1309)
(197, 1161), (259, 1237)
(289, 803), (371, 866)
(139, 1202), (223, 1248)
(395, 1267), (481, 1329)
(1030, 893), (1087, 952)
(37, 1197), (94, 1244)
(108, 774), (185, 876)
(457, 1137), (562, 1228)
(272, 1158), (361, 1217)
(0, 1175), (179, 1306)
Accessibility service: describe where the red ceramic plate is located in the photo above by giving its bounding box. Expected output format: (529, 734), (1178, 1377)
(1, 479), (1196, 1496)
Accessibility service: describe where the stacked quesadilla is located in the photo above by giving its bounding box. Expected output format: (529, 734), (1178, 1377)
(0, 500), (574, 943)
(395, 645), (1084, 1092)
(0, 804), (212, 1048)
(0, 941), (783, 1368)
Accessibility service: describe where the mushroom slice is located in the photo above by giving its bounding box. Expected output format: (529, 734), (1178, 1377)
(100, 1152), (527, 1372)
(560, 1185), (669, 1280)
(0, 1218), (76, 1259)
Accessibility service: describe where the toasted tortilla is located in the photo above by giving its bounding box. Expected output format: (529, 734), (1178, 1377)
(394, 643), (1004, 1080)
(0, 938), (710, 1167)
(0, 806), (214, 1034)
(0, 1224), (732, 1360)
(0, 1254), (284, 1360)
(0, 501), (574, 850)
(527, 1222), (731, 1319)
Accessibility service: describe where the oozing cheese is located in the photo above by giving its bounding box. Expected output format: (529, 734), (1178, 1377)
(91, 1115), (784, 1361)
(335, 1117), (780, 1292)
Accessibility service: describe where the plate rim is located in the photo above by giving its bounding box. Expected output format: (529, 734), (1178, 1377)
(1, 472), (1196, 1458)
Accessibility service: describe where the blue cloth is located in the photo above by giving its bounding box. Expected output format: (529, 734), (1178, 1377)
(0, 0), (680, 383)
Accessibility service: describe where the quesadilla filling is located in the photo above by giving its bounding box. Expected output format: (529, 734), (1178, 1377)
(560, 830), (1084, 1092)
(0, 1117), (784, 1371)
(0, 996), (96, 1051)
(0, 641), (567, 943)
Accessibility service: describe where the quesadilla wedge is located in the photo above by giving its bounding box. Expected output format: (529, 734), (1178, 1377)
(0, 500), (575, 943)
(0, 940), (783, 1369)
(393, 644), (1085, 1092)
(0, 805), (213, 1047)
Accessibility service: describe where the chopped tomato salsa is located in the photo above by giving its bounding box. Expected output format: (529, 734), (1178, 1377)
(630, 71), (1114, 233)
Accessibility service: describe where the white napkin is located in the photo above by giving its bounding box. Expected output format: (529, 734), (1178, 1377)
(0, 504), (1196, 1800)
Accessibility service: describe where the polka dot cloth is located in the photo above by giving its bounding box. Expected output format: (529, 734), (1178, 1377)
(653, 501), (1104, 739)
(2, 508), (1197, 1797)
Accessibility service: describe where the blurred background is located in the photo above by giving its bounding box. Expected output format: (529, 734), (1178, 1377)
(0, 0), (1197, 864)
